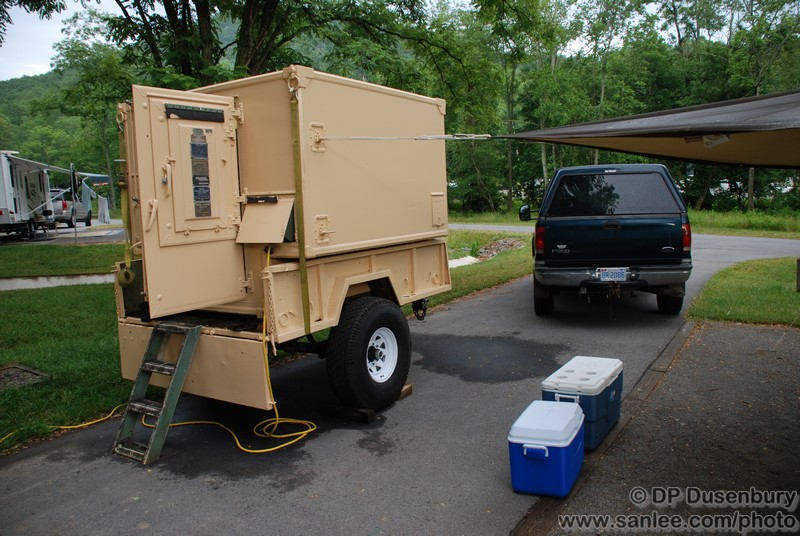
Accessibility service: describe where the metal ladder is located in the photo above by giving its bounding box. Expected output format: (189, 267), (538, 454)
(113, 322), (201, 464)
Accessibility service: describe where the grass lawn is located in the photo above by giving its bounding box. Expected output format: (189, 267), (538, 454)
(0, 243), (124, 278)
(0, 284), (130, 448)
(687, 257), (800, 326)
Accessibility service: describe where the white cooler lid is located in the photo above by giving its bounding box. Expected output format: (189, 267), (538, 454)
(542, 356), (623, 395)
(507, 400), (584, 447)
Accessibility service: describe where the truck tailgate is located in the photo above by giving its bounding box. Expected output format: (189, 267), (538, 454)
(543, 215), (685, 266)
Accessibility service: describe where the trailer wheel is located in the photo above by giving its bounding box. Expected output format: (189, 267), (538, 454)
(85, 211), (92, 226)
(326, 297), (411, 410)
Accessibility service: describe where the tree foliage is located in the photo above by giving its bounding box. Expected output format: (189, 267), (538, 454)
(1, 0), (798, 213)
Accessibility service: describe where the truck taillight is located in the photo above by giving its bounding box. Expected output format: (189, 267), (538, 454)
(534, 223), (545, 255)
(682, 223), (692, 252)
(62, 200), (68, 210)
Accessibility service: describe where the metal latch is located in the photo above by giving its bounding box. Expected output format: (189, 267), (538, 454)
(314, 214), (335, 244)
(310, 123), (326, 153)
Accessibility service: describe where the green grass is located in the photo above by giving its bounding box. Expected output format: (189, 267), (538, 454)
(449, 209), (531, 225)
(687, 257), (800, 326)
(0, 243), (124, 278)
(0, 285), (131, 448)
(687, 209), (800, 239)
(450, 208), (800, 240)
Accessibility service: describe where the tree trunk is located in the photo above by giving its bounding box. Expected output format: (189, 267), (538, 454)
(194, 0), (215, 81)
(505, 63), (517, 211)
(748, 167), (755, 211)
(540, 142), (548, 201)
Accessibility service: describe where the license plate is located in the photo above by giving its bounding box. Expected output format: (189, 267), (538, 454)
(598, 268), (627, 282)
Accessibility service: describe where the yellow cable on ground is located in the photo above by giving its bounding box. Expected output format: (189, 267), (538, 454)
(1, 404), (126, 447)
(57, 404), (126, 430)
(5, 250), (316, 454)
(142, 247), (317, 454)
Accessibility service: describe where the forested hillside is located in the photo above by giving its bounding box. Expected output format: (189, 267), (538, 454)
(0, 0), (798, 212)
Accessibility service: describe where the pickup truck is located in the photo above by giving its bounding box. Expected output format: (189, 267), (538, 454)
(50, 188), (92, 228)
(519, 164), (692, 315)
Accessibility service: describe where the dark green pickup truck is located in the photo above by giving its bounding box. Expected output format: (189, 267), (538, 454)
(519, 164), (692, 316)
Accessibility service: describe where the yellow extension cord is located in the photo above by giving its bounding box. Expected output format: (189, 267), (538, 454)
(141, 247), (317, 452)
(1, 249), (317, 453)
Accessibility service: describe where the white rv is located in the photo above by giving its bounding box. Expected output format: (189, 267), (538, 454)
(0, 151), (56, 239)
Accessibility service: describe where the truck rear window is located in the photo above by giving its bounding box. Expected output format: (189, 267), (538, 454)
(547, 172), (681, 216)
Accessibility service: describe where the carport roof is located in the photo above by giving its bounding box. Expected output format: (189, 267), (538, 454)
(503, 90), (800, 168)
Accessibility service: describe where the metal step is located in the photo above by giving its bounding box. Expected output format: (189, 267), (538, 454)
(113, 440), (148, 463)
(141, 360), (176, 376)
(128, 399), (164, 418)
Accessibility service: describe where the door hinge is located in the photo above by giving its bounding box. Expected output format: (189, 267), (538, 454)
(232, 101), (244, 125)
(240, 272), (254, 293)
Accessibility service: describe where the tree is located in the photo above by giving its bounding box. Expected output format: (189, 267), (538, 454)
(49, 11), (137, 208)
(0, 0), (66, 45)
(100, 0), (438, 87)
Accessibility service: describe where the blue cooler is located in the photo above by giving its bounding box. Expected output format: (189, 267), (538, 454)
(507, 400), (584, 497)
(542, 356), (623, 451)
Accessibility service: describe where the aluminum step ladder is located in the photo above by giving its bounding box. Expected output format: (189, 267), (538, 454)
(113, 322), (201, 464)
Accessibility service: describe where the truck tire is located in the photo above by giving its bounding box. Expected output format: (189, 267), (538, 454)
(326, 297), (411, 410)
(533, 279), (554, 316)
(657, 294), (684, 315)
(66, 211), (75, 228)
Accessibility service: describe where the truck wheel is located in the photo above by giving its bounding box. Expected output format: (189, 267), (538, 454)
(66, 212), (75, 228)
(85, 211), (92, 226)
(533, 278), (554, 316)
(326, 297), (411, 410)
(657, 294), (683, 315)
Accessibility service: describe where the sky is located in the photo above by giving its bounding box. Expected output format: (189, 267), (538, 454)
(0, 1), (119, 81)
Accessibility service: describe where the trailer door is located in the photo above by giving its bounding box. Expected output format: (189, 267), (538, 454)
(130, 85), (245, 318)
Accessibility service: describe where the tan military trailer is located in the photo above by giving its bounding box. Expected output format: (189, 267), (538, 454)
(112, 65), (451, 461)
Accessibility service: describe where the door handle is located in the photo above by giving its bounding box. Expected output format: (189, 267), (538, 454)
(145, 199), (158, 232)
(161, 162), (172, 197)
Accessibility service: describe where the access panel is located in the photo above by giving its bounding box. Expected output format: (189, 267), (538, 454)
(130, 86), (245, 318)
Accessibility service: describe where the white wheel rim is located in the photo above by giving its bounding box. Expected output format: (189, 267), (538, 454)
(366, 327), (398, 383)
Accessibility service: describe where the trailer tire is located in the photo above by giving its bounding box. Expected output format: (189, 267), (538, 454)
(326, 297), (411, 410)
(85, 211), (92, 226)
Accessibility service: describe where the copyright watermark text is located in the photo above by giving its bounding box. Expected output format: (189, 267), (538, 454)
(629, 487), (799, 512)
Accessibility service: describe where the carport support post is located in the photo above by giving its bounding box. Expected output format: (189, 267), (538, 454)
(796, 258), (799, 292)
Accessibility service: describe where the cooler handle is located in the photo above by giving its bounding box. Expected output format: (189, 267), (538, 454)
(555, 393), (580, 403)
(523, 444), (549, 460)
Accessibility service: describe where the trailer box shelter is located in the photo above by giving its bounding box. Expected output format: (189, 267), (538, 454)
(116, 66), (451, 418)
